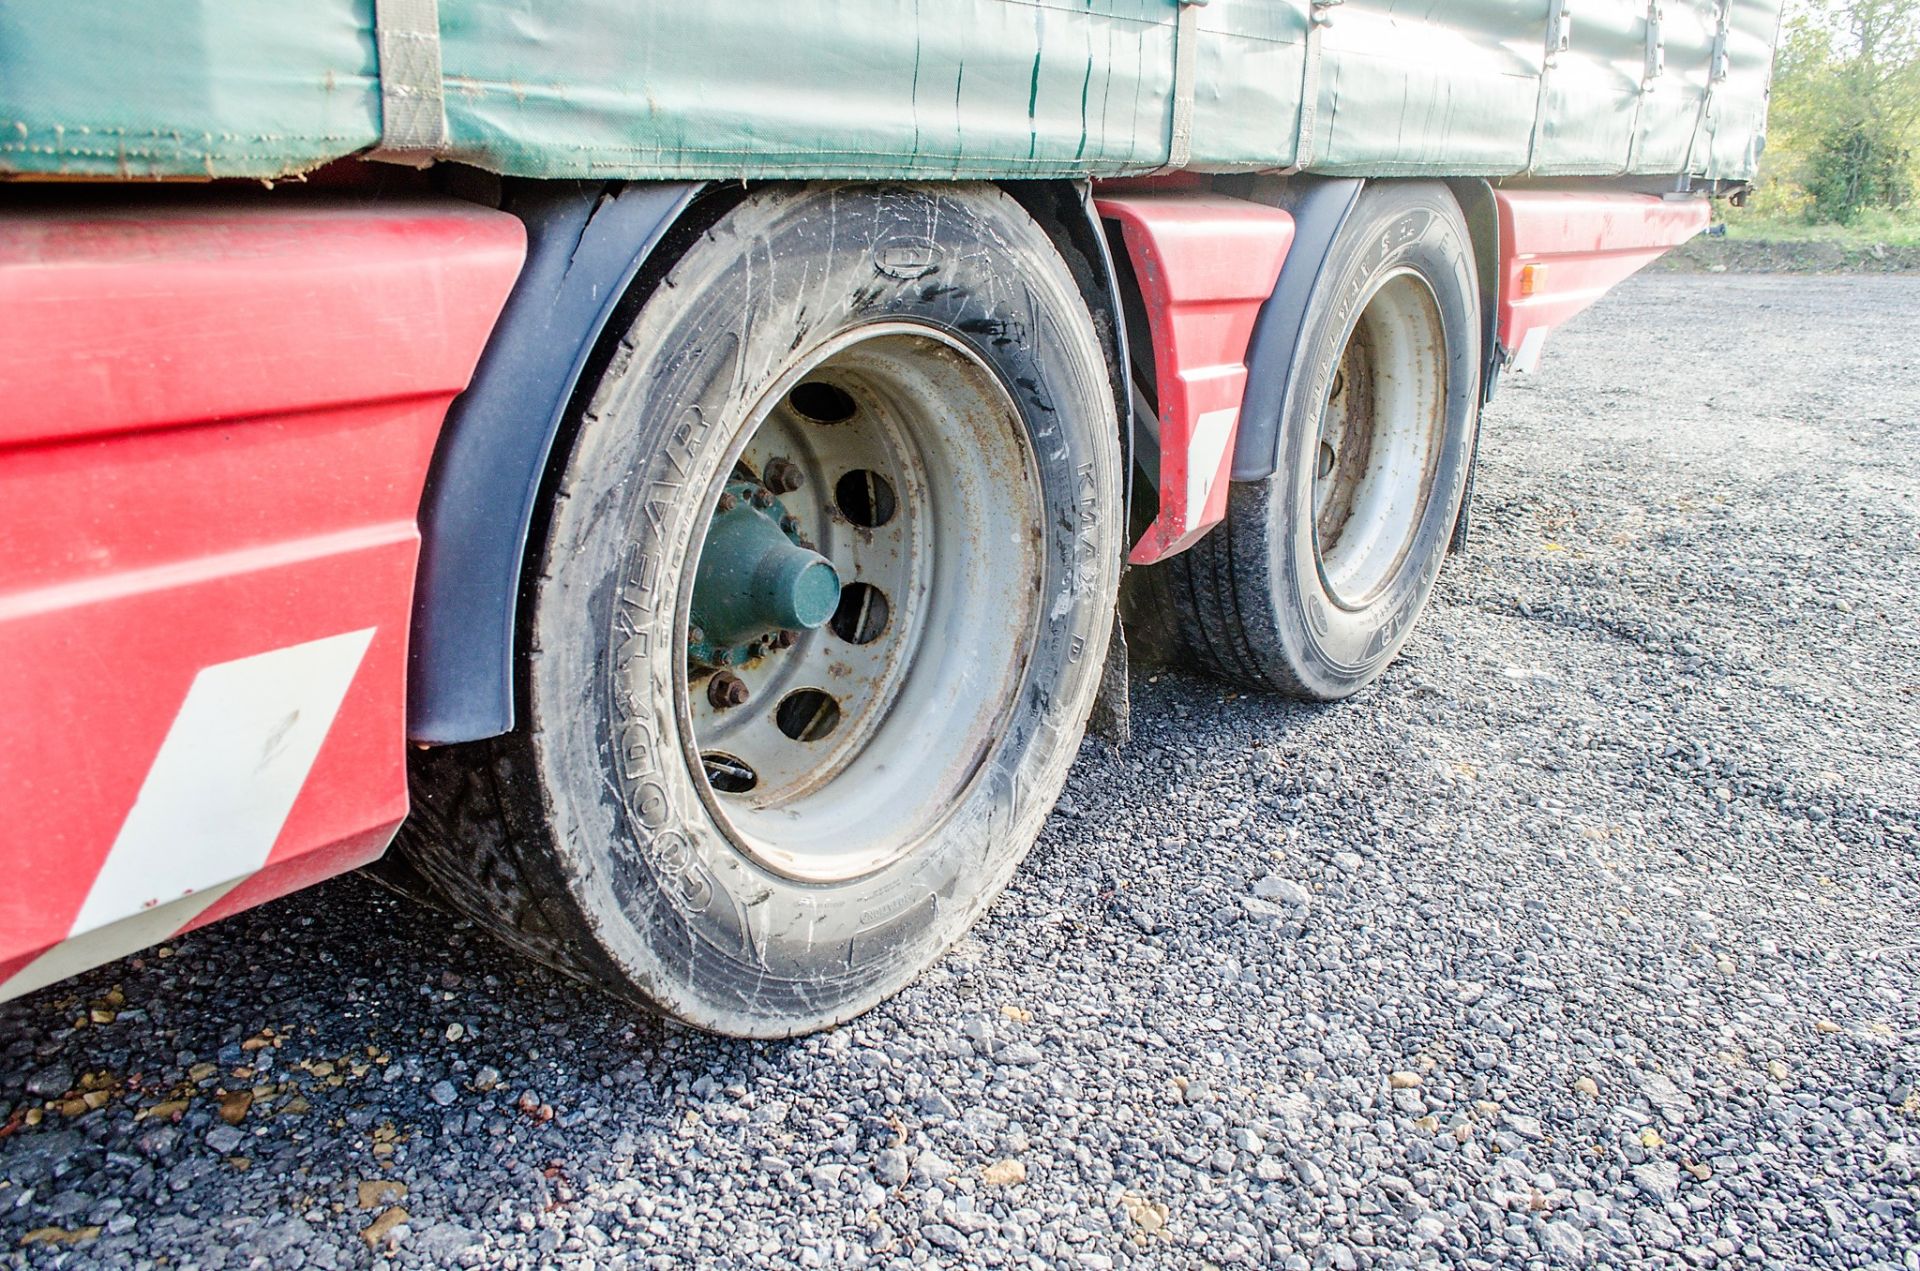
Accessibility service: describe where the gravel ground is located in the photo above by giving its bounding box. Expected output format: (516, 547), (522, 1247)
(3, 273), (1917, 1270)
(1658, 237), (1920, 274)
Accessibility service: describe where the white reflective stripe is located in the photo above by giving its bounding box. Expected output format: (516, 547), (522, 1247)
(69, 627), (376, 936)
(1511, 327), (1550, 375)
(1, 628), (375, 1003)
(1185, 406), (1240, 526)
(1, 629), (375, 1003)
(0, 885), (242, 1001)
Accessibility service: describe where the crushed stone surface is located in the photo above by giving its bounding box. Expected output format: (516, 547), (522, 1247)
(3, 274), (1916, 1270)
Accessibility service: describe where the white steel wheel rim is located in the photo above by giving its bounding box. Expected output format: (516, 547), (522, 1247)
(676, 323), (1044, 883)
(1311, 270), (1450, 609)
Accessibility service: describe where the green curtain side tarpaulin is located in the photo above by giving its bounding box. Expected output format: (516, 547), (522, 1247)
(0, 1), (1780, 183)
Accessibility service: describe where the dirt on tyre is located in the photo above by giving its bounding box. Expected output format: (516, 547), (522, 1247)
(400, 183), (1123, 1038)
(1132, 180), (1481, 701)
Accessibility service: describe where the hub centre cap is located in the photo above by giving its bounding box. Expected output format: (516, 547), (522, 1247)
(675, 324), (1044, 883)
(690, 481), (841, 665)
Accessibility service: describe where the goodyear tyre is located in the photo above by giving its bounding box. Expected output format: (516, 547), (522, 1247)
(401, 183), (1122, 1037)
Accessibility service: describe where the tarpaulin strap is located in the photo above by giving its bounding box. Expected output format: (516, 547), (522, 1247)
(1282, 1), (1340, 174)
(1643, 1), (1668, 84)
(1156, 0), (1205, 172)
(368, 0), (448, 166)
(1678, 0), (1735, 183)
(1525, 0), (1573, 174)
(1625, 1), (1666, 173)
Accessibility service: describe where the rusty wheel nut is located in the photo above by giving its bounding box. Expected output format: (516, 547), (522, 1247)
(762, 457), (805, 493)
(773, 629), (799, 649)
(780, 515), (800, 534)
(707, 671), (750, 709)
(715, 491), (739, 513)
(752, 488), (777, 509)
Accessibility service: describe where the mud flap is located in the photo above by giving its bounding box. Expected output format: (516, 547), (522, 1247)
(1450, 421), (1481, 556)
(1088, 612), (1131, 747)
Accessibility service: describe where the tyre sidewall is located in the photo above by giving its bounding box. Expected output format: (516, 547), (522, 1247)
(533, 184), (1120, 1035)
(1269, 182), (1480, 697)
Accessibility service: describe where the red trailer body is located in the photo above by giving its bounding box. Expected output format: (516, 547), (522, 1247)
(0, 201), (524, 996)
(0, 177), (1707, 1014)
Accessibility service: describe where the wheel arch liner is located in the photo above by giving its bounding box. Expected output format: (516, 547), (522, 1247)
(1227, 177), (1366, 484)
(1445, 177), (1501, 555)
(1095, 191), (1295, 564)
(1447, 178), (1504, 405)
(408, 179), (704, 744)
(1000, 181), (1136, 507)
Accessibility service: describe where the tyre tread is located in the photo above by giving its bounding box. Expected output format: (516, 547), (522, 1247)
(1135, 180), (1476, 703)
(398, 180), (1123, 1034)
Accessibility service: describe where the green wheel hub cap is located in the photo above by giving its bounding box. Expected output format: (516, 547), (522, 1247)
(690, 481), (840, 665)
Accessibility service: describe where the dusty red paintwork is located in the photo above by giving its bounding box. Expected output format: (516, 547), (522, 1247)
(0, 199), (524, 985)
(1095, 193), (1295, 564)
(1494, 190), (1710, 371)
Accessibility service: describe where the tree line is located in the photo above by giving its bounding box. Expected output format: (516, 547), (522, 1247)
(1765, 0), (1920, 223)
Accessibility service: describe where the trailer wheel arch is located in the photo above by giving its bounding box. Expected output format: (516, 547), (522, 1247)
(1129, 179), (1483, 698)
(408, 178), (1129, 748)
(1445, 177), (1503, 400)
(1227, 176), (1368, 484)
(1224, 176), (1497, 542)
(400, 181), (1127, 1035)
(408, 179), (719, 744)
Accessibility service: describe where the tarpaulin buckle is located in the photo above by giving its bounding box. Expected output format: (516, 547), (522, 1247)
(1279, 1), (1341, 174)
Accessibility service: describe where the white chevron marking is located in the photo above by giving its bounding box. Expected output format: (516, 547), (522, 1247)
(1185, 406), (1240, 525)
(1, 628), (374, 1001)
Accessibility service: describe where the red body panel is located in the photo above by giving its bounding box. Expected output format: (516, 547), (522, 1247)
(1494, 191), (1709, 372)
(0, 199), (524, 993)
(0, 181), (1713, 1000)
(0, 204), (517, 447)
(1095, 194), (1294, 564)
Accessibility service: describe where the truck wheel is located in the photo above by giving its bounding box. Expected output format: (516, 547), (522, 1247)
(400, 183), (1121, 1037)
(1146, 181), (1480, 700)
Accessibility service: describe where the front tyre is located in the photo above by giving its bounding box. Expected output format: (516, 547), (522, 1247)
(1148, 180), (1481, 700)
(401, 183), (1122, 1038)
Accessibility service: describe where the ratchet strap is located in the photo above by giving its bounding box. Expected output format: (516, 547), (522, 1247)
(1281, 1), (1341, 174)
(1160, 0), (1205, 172)
(367, 0), (449, 166)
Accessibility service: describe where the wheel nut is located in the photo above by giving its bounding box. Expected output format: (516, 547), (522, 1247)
(716, 492), (739, 513)
(707, 671), (750, 709)
(752, 488), (777, 509)
(763, 458), (805, 493)
(773, 629), (799, 649)
(780, 515), (800, 534)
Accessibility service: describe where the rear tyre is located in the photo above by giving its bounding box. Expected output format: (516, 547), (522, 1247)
(400, 183), (1122, 1037)
(1142, 181), (1481, 700)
